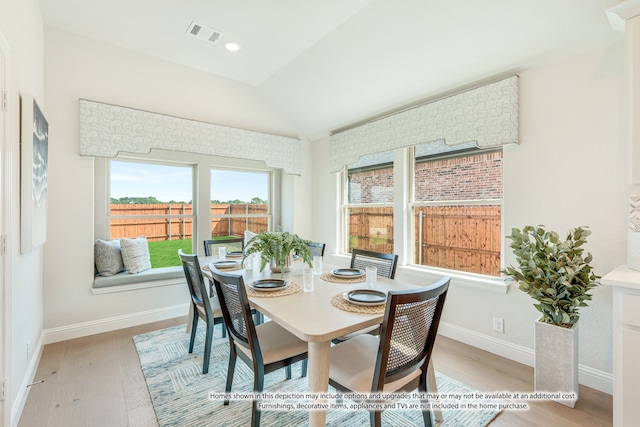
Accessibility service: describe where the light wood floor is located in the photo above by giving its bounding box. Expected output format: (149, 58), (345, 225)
(18, 317), (612, 427)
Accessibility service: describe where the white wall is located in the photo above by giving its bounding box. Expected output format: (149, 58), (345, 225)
(314, 43), (626, 392)
(3, 11), (622, 424)
(42, 27), (310, 331)
(0, 0), (46, 422)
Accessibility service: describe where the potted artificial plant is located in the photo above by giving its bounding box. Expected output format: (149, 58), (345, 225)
(243, 229), (313, 276)
(502, 225), (600, 407)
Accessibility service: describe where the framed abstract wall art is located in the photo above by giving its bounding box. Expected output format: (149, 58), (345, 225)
(20, 93), (48, 253)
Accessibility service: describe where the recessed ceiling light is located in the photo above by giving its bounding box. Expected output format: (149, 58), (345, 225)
(225, 42), (241, 52)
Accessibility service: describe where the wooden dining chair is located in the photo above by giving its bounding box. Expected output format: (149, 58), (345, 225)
(331, 249), (400, 345)
(210, 267), (309, 427)
(178, 249), (226, 374)
(203, 237), (243, 294)
(306, 241), (326, 257)
(328, 276), (450, 427)
(203, 236), (244, 256)
(350, 248), (398, 279)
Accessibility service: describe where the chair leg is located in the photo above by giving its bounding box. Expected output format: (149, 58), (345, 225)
(202, 320), (213, 374)
(421, 409), (433, 427)
(252, 368), (264, 427)
(285, 365), (292, 379)
(221, 321), (227, 338)
(301, 359), (308, 377)
(224, 351), (237, 405)
(252, 310), (263, 325)
(420, 368), (434, 427)
(189, 310), (198, 353)
(370, 410), (382, 427)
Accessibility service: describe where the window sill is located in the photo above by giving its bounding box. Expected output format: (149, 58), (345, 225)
(327, 253), (509, 294)
(399, 264), (510, 294)
(92, 266), (185, 294)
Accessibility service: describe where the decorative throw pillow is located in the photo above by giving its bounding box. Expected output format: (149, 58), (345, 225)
(94, 239), (125, 277)
(120, 236), (152, 274)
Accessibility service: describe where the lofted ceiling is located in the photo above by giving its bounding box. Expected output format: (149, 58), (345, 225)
(39, 0), (624, 140)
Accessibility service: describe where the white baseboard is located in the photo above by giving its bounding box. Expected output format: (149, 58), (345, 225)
(38, 306), (612, 396)
(12, 331), (45, 427)
(438, 321), (613, 395)
(43, 303), (189, 344)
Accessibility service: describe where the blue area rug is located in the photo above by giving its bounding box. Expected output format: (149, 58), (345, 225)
(133, 324), (502, 426)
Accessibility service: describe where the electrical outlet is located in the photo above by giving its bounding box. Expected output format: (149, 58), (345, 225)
(493, 317), (504, 333)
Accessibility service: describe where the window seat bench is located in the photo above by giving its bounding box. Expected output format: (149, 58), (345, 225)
(92, 266), (185, 294)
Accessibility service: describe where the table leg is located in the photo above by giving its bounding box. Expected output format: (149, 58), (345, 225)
(308, 340), (331, 427)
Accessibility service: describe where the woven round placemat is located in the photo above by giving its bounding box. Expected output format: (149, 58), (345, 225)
(320, 272), (366, 284)
(330, 292), (386, 314)
(202, 264), (242, 273)
(246, 282), (301, 298)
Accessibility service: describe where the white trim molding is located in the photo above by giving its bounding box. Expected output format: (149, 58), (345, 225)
(438, 321), (613, 395)
(329, 76), (519, 172)
(79, 99), (302, 175)
(43, 303), (189, 344)
(11, 331), (44, 427)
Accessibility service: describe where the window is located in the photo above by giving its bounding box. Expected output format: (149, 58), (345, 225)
(109, 160), (194, 268)
(210, 168), (271, 240)
(342, 150), (394, 254)
(411, 143), (502, 276)
(96, 153), (280, 275)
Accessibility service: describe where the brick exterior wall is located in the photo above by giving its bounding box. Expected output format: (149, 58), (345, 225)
(348, 166), (394, 203)
(349, 151), (502, 203)
(347, 150), (503, 276)
(415, 151), (502, 201)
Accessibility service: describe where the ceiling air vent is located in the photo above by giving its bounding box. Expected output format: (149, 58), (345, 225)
(186, 21), (223, 44)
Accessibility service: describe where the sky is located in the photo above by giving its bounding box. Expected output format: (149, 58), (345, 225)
(110, 161), (269, 203)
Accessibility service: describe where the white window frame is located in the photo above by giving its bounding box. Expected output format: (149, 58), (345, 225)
(340, 153), (395, 255)
(110, 158), (196, 250)
(409, 146), (504, 278)
(337, 146), (508, 290)
(209, 166), (274, 234)
(95, 151), (280, 265)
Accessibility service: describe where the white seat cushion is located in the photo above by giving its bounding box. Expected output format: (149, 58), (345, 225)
(335, 324), (379, 341)
(236, 320), (307, 365)
(195, 296), (224, 319)
(329, 334), (421, 393)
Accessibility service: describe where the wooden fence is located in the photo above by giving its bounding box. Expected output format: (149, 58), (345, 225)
(349, 205), (501, 276)
(347, 207), (394, 254)
(109, 203), (268, 241)
(111, 203), (500, 276)
(416, 205), (501, 276)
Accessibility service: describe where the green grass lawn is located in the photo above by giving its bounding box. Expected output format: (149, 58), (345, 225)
(148, 236), (242, 268)
(148, 239), (193, 268)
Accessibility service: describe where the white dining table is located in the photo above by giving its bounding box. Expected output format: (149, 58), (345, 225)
(200, 256), (431, 427)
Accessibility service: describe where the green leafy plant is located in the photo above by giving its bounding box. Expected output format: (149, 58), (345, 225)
(502, 225), (600, 327)
(243, 230), (313, 275)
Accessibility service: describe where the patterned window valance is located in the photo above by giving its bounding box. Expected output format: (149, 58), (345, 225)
(79, 99), (302, 175)
(329, 76), (519, 173)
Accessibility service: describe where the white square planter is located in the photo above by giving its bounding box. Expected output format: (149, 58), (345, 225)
(534, 320), (579, 408)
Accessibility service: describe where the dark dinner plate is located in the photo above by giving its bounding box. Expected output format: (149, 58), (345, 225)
(331, 268), (365, 278)
(213, 260), (239, 268)
(250, 279), (290, 292)
(226, 251), (244, 258)
(345, 289), (387, 306)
